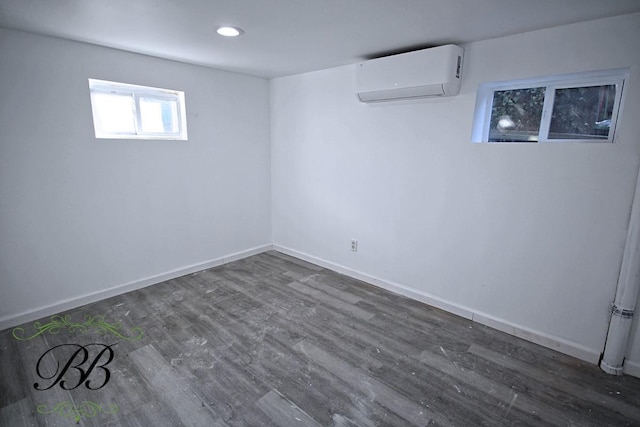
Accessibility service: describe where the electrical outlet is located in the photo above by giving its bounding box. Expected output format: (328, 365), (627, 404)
(351, 239), (358, 252)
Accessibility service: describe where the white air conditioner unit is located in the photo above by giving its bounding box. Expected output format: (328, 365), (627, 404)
(355, 44), (464, 103)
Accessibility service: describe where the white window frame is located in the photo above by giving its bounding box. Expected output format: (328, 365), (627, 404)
(471, 68), (629, 143)
(89, 79), (188, 140)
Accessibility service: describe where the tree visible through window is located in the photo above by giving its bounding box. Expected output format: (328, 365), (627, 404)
(549, 85), (616, 140)
(490, 88), (545, 142)
(472, 69), (627, 143)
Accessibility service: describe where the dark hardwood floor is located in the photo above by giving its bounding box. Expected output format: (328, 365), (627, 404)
(1, 251), (639, 426)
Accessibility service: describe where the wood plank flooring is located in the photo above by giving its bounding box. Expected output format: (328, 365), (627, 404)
(1, 250), (639, 426)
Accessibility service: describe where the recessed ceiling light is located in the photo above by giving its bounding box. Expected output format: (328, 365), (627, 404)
(216, 26), (244, 37)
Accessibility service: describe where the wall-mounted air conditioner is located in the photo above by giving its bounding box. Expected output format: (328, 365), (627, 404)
(355, 44), (464, 103)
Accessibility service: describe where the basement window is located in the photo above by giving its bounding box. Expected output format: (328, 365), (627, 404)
(89, 79), (188, 140)
(471, 69), (628, 143)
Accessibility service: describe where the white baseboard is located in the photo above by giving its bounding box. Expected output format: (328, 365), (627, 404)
(0, 244), (273, 330)
(624, 359), (640, 377)
(273, 245), (475, 320)
(471, 312), (600, 364)
(273, 244), (602, 365)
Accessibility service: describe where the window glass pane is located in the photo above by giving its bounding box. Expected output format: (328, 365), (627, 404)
(89, 79), (187, 140)
(139, 97), (179, 134)
(91, 92), (135, 134)
(549, 85), (616, 140)
(489, 88), (545, 142)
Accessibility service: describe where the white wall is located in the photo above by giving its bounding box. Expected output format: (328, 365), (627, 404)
(271, 13), (640, 370)
(0, 29), (271, 326)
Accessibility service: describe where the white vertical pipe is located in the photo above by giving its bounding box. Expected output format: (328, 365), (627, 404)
(601, 166), (640, 375)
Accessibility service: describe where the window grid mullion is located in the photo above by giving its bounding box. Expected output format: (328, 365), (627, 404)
(482, 90), (494, 142)
(133, 94), (143, 136)
(538, 86), (555, 143)
(606, 80), (625, 143)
